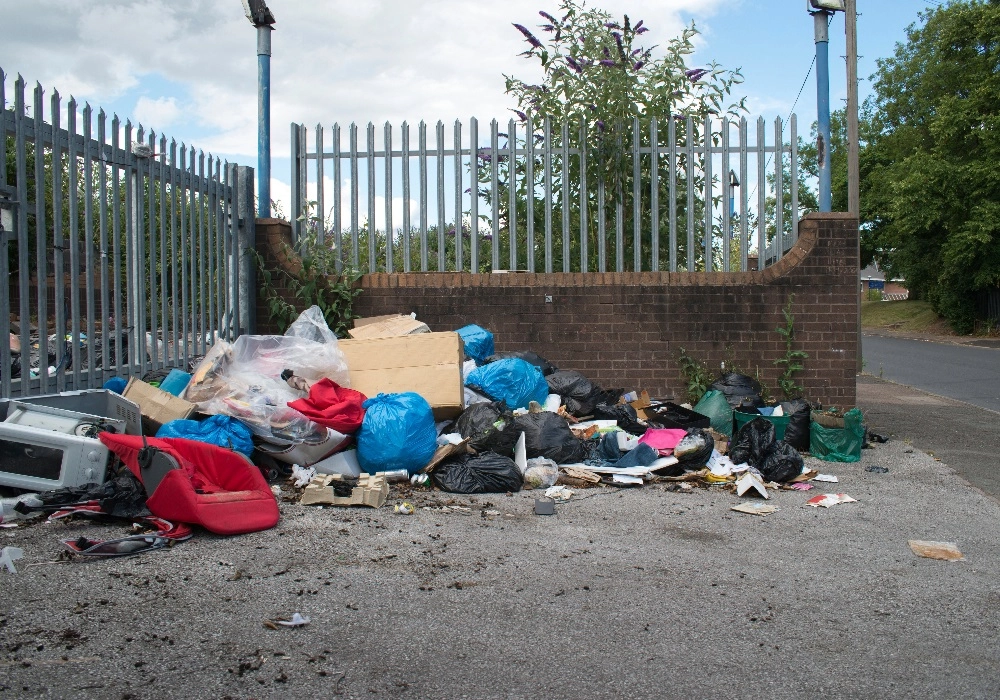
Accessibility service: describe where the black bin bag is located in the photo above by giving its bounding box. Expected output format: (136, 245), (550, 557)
(709, 372), (764, 409)
(512, 412), (588, 464)
(546, 370), (622, 417)
(432, 453), (524, 494)
(451, 401), (520, 458)
(674, 428), (714, 470)
(729, 416), (803, 482)
(760, 441), (804, 483)
(729, 417), (776, 467)
(779, 399), (811, 452)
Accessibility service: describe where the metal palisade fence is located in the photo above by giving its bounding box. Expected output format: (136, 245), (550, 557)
(1, 69), (256, 399)
(290, 113), (800, 274)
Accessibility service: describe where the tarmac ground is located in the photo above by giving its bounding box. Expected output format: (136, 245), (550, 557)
(3, 378), (1000, 699)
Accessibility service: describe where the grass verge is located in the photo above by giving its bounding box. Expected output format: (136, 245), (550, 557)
(860, 299), (948, 334)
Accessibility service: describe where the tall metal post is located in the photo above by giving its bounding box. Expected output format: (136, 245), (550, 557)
(242, 1), (275, 217)
(845, 0), (859, 217)
(257, 25), (272, 218)
(814, 10), (832, 212)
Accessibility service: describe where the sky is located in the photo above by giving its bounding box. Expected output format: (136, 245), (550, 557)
(0, 0), (944, 217)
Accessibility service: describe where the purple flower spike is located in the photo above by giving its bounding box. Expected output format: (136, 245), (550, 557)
(634, 61), (645, 70)
(635, 26), (649, 34)
(599, 59), (618, 67)
(596, 120), (606, 131)
(632, 48), (642, 56)
(541, 24), (555, 32)
(685, 68), (710, 83)
(566, 56), (583, 74)
(539, 10), (558, 24)
(634, 20), (644, 31)
(604, 22), (620, 29)
(512, 109), (528, 121)
(513, 23), (543, 49)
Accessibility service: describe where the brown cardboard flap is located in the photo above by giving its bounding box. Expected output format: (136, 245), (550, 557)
(348, 315), (430, 339)
(122, 377), (196, 433)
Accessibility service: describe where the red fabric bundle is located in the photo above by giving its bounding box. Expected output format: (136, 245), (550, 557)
(288, 379), (367, 433)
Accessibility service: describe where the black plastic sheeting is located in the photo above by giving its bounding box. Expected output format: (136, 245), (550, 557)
(432, 452), (523, 494)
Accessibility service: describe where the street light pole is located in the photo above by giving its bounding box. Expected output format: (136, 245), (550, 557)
(808, 1), (844, 212)
(813, 9), (833, 212)
(242, 1), (276, 218)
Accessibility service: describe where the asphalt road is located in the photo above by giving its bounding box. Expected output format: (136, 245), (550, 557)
(4, 439), (1000, 699)
(862, 333), (1000, 412)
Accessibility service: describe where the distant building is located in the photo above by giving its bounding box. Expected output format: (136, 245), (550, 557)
(860, 263), (908, 300)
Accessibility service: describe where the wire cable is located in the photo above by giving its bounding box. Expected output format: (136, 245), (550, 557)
(746, 53), (816, 204)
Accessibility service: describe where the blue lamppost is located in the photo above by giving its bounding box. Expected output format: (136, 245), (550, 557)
(808, 0), (844, 212)
(242, 0), (276, 218)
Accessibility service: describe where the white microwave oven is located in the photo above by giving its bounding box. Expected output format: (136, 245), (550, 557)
(0, 391), (136, 491)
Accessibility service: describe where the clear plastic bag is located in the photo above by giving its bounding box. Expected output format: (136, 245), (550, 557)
(182, 308), (349, 441)
(284, 305), (339, 345)
(523, 457), (559, 489)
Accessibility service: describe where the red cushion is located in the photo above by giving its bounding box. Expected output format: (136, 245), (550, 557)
(100, 434), (279, 536)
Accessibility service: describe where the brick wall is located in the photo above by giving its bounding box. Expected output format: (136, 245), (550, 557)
(256, 213), (860, 407)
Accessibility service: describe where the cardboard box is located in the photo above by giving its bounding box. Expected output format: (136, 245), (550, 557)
(338, 331), (464, 420)
(123, 377), (196, 434)
(300, 473), (388, 508)
(348, 315), (430, 340)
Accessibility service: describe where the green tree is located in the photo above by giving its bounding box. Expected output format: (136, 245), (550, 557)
(860, 0), (1000, 333)
(480, 0), (746, 273)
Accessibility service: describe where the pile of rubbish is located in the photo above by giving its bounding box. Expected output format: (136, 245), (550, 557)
(0, 307), (876, 564)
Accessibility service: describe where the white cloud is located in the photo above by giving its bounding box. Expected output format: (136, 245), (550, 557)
(0, 0), (729, 165)
(133, 96), (181, 130)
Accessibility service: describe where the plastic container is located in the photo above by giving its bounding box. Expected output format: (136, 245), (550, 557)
(733, 409), (790, 441)
(158, 369), (192, 397)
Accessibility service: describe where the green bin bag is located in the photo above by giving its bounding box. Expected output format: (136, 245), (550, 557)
(809, 408), (865, 462)
(693, 390), (734, 437)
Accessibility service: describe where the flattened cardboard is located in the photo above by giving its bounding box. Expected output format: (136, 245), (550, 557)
(348, 315), (430, 339)
(353, 314), (410, 328)
(123, 377), (196, 434)
(300, 473), (388, 508)
(338, 332), (464, 419)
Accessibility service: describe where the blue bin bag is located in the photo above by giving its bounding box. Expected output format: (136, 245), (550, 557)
(456, 324), (495, 365)
(465, 358), (549, 411)
(156, 415), (255, 457)
(357, 393), (437, 475)
(103, 377), (128, 394)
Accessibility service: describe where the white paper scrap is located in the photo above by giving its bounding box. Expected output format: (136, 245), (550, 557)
(613, 474), (644, 485)
(731, 503), (778, 516)
(274, 613), (311, 627)
(814, 474), (839, 483)
(545, 485), (573, 501)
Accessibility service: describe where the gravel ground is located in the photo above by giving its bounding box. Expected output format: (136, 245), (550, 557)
(2, 438), (1000, 699)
